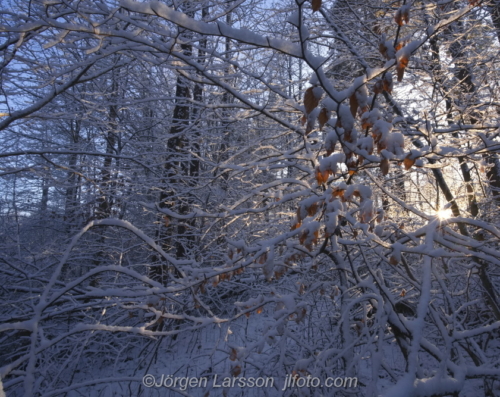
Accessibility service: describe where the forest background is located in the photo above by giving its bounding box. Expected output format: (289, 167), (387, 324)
(1, 0), (500, 396)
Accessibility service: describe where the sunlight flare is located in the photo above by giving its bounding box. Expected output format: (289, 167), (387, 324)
(436, 208), (453, 220)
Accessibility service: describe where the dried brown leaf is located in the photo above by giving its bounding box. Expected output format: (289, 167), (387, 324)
(257, 252), (267, 264)
(299, 230), (307, 245)
(231, 365), (241, 377)
(296, 206), (303, 223)
(379, 42), (388, 59)
(373, 80), (384, 95)
(396, 65), (405, 82)
(349, 93), (358, 117)
(402, 7), (410, 24)
(380, 158), (390, 175)
(315, 166), (329, 185)
(318, 108), (329, 130)
(307, 202), (318, 217)
(383, 76), (393, 93)
(403, 156), (415, 170)
(395, 9), (403, 26)
(332, 186), (345, 198)
(395, 7), (409, 26)
(304, 87), (319, 114)
(311, 0), (321, 12)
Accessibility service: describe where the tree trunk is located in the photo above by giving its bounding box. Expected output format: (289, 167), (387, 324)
(64, 119), (82, 234)
(484, 1), (500, 205)
(430, 36), (479, 216)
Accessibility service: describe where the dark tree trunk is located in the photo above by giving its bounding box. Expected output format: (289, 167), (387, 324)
(64, 119), (82, 234)
(430, 36), (479, 217)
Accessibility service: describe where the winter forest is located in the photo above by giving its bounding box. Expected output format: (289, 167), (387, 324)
(1, 0), (500, 396)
